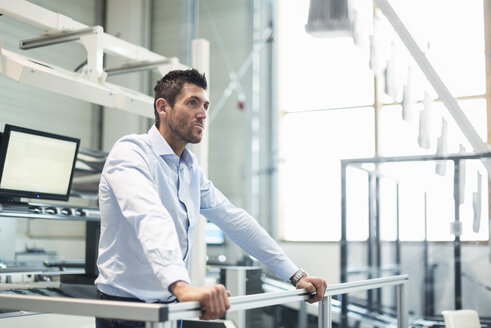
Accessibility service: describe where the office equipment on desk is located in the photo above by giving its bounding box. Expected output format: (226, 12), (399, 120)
(0, 124), (80, 207)
(0, 124), (101, 284)
(0, 202), (100, 221)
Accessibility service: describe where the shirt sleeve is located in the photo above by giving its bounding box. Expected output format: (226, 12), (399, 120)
(101, 139), (190, 290)
(198, 167), (298, 281)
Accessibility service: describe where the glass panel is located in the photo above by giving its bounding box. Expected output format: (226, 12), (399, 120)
(346, 166), (369, 241)
(379, 177), (398, 241)
(380, 161), (453, 242)
(280, 108), (374, 241)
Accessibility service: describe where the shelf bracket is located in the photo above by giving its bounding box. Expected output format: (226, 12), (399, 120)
(19, 27), (99, 50)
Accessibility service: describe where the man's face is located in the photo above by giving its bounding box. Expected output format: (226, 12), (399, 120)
(166, 83), (209, 144)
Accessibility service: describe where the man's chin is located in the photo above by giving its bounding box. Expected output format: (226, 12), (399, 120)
(188, 135), (203, 144)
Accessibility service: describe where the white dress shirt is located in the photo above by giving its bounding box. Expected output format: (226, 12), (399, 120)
(95, 125), (297, 302)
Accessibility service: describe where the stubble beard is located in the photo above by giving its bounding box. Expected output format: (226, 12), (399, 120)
(168, 116), (203, 144)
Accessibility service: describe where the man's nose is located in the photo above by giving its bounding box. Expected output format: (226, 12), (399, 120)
(197, 105), (207, 119)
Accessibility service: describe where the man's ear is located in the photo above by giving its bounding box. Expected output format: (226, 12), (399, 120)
(155, 98), (168, 119)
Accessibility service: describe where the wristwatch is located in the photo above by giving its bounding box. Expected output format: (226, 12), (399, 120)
(290, 268), (308, 287)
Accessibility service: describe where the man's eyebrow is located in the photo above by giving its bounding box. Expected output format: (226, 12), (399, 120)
(188, 95), (209, 104)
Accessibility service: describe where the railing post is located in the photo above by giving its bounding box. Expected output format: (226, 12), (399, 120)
(298, 300), (308, 328)
(318, 296), (331, 328)
(396, 283), (408, 328)
(326, 296), (332, 328)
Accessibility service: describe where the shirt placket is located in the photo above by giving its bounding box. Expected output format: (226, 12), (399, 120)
(177, 158), (191, 260)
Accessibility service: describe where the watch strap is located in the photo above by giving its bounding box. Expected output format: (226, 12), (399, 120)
(290, 268), (308, 287)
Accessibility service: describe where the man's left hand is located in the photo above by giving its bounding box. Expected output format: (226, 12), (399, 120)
(296, 276), (327, 304)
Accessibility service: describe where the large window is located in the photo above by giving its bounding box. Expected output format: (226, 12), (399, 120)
(279, 108), (374, 241)
(278, 0), (488, 242)
(278, 0), (374, 241)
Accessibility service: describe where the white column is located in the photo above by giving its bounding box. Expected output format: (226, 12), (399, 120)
(188, 39), (210, 287)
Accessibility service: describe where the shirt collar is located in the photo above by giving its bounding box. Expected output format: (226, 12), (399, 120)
(148, 125), (194, 167)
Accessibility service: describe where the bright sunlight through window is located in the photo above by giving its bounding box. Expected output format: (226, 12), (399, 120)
(278, 0), (488, 242)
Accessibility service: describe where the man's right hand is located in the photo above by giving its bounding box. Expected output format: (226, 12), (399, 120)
(170, 281), (231, 320)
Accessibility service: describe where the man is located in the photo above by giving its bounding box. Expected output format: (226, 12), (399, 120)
(95, 69), (326, 327)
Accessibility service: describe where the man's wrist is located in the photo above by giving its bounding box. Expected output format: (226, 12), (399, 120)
(289, 269), (308, 287)
(169, 280), (190, 298)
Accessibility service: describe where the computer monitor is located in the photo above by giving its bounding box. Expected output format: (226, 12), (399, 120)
(0, 124), (80, 202)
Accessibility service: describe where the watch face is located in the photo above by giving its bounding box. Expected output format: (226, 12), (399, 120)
(291, 269), (307, 286)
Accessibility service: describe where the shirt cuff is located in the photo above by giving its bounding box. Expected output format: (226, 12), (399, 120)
(275, 258), (299, 282)
(158, 264), (191, 291)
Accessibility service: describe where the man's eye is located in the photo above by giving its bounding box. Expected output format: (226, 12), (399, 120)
(189, 100), (196, 106)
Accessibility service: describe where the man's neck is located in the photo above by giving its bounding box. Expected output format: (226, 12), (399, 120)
(157, 124), (186, 156)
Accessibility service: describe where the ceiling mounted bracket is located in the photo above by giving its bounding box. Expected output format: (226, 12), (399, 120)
(19, 26), (99, 50)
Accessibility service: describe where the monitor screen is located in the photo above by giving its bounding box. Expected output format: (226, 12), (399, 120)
(205, 222), (225, 245)
(0, 124), (80, 201)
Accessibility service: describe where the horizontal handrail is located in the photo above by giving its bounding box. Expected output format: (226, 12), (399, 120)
(166, 274), (408, 320)
(0, 294), (168, 322)
(325, 274), (408, 296)
(166, 288), (312, 321)
(0, 274), (408, 324)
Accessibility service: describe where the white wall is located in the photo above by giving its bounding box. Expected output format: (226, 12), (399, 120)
(279, 241), (340, 283)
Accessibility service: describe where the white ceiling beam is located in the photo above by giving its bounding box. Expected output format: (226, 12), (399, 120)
(0, 0), (175, 63)
(0, 47), (154, 118)
(0, 0), (193, 114)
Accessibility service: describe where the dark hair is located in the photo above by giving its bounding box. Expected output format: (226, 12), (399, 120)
(153, 69), (207, 127)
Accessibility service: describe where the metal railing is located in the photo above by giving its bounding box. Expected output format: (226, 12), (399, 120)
(0, 274), (408, 328)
